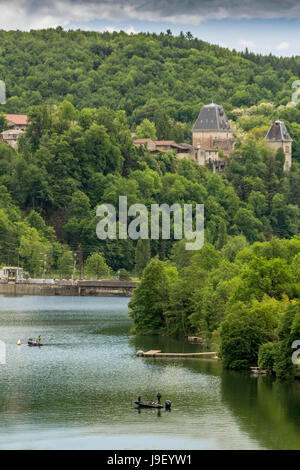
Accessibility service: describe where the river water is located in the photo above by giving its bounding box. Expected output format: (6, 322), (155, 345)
(0, 295), (300, 450)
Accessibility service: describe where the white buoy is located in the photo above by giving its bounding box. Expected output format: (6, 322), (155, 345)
(17, 339), (21, 346)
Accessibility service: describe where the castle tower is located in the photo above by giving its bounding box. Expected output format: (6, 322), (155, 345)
(192, 103), (235, 156)
(265, 120), (292, 172)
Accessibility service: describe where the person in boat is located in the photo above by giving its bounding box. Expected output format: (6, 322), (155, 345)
(37, 336), (41, 344)
(138, 395), (142, 403)
(157, 392), (161, 404)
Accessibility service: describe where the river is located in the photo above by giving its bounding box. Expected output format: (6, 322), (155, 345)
(0, 295), (300, 450)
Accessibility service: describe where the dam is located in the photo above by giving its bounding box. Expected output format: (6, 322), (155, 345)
(0, 279), (138, 297)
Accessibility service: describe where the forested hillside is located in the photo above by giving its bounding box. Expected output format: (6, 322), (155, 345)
(0, 30), (300, 372)
(0, 28), (300, 130)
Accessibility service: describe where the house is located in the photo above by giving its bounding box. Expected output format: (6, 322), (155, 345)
(0, 114), (28, 150)
(265, 120), (292, 172)
(5, 114), (28, 131)
(0, 129), (24, 150)
(133, 138), (156, 151)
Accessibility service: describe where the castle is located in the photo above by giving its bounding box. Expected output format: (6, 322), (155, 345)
(134, 102), (293, 173)
(265, 120), (292, 172)
(0, 108), (293, 173)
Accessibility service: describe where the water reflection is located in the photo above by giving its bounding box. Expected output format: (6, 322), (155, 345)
(0, 295), (300, 449)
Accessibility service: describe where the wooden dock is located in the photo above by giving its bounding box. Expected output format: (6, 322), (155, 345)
(139, 350), (217, 359)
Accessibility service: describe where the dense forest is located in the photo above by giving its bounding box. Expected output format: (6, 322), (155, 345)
(0, 29), (300, 375)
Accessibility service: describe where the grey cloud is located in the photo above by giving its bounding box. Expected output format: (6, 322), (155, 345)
(0, 0), (300, 30)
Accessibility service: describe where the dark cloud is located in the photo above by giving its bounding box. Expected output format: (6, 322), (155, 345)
(1, 0), (300, 30)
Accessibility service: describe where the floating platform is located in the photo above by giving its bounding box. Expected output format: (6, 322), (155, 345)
(138, 350), (217, 359)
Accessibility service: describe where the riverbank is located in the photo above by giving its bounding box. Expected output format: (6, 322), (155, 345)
(0, 280), (138, 297)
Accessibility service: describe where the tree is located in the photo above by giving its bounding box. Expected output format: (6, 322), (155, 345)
(57, 251), (74, 279)
(0, 113), (8, 132)
(220, 298), (281, 370)
(272, 301), (300, 380)
(18, 226), (52, 276)
(135, 119), (157, 140)
(118, 268), (130, 281)
(230, 257), (295, 303)
(258, 342), (276, 371)
(128, 258), (169, 334)
(135, 239), (151, 277)
(216, 220), (228, 250)
(85, 252), (110, 279)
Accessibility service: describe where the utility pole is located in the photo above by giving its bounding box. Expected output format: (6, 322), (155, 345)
(72, 252), (77, 282)
(77, 244), (83, 280)
(40, 253), (47, 280)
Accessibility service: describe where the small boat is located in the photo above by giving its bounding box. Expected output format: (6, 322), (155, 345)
(28, 339), (42, 346)
(134, 401), (164, 409)
(134, 400), (171, 410)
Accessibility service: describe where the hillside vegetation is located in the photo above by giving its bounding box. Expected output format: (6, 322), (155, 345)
(0, 30), (300, 374)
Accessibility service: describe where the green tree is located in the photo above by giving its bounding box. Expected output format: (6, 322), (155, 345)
(135, 239), (151, 277)
(135, 119), (157, 140)
(128, 258), (169, 334)
(220, 298), (281, 370)
(57, 251), (74, 279)
(85, 252), (110, 279)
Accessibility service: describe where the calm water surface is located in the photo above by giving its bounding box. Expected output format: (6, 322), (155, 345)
(0, 295), (300, 450)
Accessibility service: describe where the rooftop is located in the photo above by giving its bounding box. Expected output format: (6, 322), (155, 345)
(192, 103), (232, 132)
(266, 120), (292, 142)
(133, 138), (154, 143)
(5, 114), (28, 126)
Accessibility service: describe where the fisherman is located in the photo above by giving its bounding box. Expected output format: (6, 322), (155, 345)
(157, 392), (161, 404)
(138, 395), (142, 403)
(37, 335), (41, 344)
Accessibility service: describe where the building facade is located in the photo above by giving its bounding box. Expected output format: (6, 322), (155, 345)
(192, 103), (235, 157)
(265, 120), (293, 172)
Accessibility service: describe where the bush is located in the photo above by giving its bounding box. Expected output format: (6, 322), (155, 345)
(258, 342), (275, 371)
(119, 268), (130, 281)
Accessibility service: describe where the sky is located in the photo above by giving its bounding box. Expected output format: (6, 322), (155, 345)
(0, 0), (299, 57)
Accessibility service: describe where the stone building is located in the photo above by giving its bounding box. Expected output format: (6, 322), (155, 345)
(192, 103), (235, 157)
(0, 114), (28, 150)
(0, 129), (24, 150)
(265, 120), (292, 172)
(5, 114), (28, 131)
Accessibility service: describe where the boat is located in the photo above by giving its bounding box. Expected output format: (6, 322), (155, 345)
(134, 401), (164, 409)
(28, 339), (42, 346)
(133, 400), (171, 410)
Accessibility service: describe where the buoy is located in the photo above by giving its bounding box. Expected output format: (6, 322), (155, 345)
(17, 339), (21, 346)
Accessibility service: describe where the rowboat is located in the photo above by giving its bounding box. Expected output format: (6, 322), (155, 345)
(28, 339), (42, 346)
(134, 400), (171, 409)
(134, 401), (164, 409)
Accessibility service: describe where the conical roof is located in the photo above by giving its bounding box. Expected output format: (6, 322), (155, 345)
(266, 120), (292, 142)
(192, 103), (232, 132)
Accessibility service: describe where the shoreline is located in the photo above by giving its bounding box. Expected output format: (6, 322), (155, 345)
(0, 280), (138, 297)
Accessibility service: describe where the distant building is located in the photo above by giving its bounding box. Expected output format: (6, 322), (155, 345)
(133, 104), (291, 175)
(265, 120), (292, 172)
(5, 114), (28, 131)
(0, 129), (24, 150)
(192, 102), (235, 157)
(133, 138), (156, 152)
(133, 135), (227, 173)
(133, 103), (236, 173)
(0, 114), (28, 150)
(0, 267), (23, 282)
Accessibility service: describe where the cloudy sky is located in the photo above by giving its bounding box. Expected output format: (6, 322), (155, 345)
(0, 0), (299, 56)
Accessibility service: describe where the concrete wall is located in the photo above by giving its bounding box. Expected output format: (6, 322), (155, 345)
(0, 280), (138, 297)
